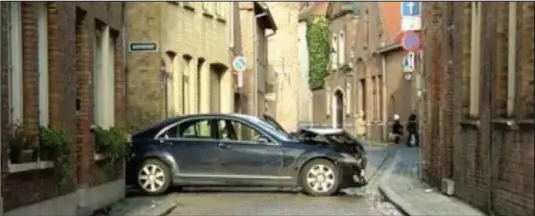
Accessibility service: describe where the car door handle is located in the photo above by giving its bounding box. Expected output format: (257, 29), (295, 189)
(218, 143), (231, 149)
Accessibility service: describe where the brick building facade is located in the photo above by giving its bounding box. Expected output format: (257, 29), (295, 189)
(1, 2), (126, 215)
(420, 2), (534, 216)
(126, 2), (235, 130)
(312, 2), (410, 142)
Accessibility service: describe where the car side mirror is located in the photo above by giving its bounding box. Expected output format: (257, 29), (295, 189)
(258, 136), (276, 146)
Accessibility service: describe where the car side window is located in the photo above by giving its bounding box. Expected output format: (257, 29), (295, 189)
(218, 119), (263, 143)
(163, 119), (214, 139)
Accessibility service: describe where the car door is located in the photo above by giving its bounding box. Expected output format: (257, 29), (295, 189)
(159, 117), (220, 179)
(215, 118), (285, 183)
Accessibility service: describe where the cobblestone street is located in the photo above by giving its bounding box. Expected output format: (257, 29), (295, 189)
(103, 143), (404, 216)
(162, 143), (402, 216)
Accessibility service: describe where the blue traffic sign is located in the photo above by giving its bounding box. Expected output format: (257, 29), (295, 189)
(232, 56), (247, 72)
(401, 2), (421, 17)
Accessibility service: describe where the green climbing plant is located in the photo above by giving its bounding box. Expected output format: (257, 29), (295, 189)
(306, 15), (331, 90)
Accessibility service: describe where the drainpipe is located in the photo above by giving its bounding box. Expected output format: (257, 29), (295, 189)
(381, 55), (387, 141)
(122, 2), (128, 125)
(253, 11), (267, 116)
(0, 5), (4, 215)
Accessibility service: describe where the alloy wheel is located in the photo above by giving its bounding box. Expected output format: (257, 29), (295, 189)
(305, 164), (336, 193)
(138, 164), (166, 192)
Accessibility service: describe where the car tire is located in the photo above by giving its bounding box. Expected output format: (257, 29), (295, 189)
(137, 159), (171, 196)
(299, 159), (341, 196)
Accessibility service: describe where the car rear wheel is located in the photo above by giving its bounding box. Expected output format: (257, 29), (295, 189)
(300, 159), (341, 196)
(137, 159), (171, 195)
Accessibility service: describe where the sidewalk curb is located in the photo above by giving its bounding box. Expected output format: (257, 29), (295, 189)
(377, 151), (426, 216)
(360, 139), (392, 147)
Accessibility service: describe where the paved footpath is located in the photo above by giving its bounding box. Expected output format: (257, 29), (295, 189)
(379, 147), (487, 216)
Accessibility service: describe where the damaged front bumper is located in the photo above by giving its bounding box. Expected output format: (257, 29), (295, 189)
(337, 155), (368, 187)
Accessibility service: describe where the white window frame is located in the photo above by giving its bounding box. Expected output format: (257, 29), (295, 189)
(339, 31), (345, 65)
(8, 2), (55, 173)
(108, 32), (116, 127)
(215, 2), (225, 19)
(93, 25), (116, 160)
(469, 2), (482, 118)
(371, 76), (376, 120)
(38, 2), (49, 127)
(10, 2), (23, 125)
(202, 2), (210, 13)
(183, 57), (191, 115)
(331, 34), (338, 70)
(326, 86), (331, 116)
(506, 2), (517, 116)
(93, 25), (115, 130)
(346, 82), (351, 115)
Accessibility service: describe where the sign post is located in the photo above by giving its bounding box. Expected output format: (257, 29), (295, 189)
(401, 1), (423, 177)
(232, 56), (247, 88)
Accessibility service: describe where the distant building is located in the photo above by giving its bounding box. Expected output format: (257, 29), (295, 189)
(312, 2), (413, 141)
(266, 2), (301, 132)
(297, 2), (329, 128)
(235, 2), (277, 117)
(1, 2), (127, 215)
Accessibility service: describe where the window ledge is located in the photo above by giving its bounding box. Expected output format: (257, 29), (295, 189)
(492, 118), (534, 130)
(8, 161), (54, 173)
(94, 153), (107, 161)
(216, 16), (226, 23)
(183, 5), (195, 11)
(460, 119), (480, 128)
(203, 12), (214, 18)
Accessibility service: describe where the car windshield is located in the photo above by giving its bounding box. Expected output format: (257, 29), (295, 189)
(242, 115), (292, 142)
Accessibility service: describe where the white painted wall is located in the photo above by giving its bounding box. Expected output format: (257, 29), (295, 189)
(298, 21), (312, 126)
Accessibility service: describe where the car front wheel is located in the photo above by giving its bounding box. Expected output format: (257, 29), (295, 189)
(137, 159), (171, 195)
(300, 159), (341, 196)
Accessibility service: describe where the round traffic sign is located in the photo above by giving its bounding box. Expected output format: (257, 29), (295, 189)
(232, 56), (247, 72)
(401, 31), (422, 52)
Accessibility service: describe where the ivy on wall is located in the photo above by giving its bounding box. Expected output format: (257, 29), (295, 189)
(306, 15), (331, 90)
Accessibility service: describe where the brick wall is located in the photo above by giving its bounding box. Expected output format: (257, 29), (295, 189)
(420, 2), (534, 216)
(1, 2), (125, 211)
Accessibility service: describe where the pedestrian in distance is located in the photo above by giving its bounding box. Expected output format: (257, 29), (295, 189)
(391, 114), (403, 144)
(406, 113), (419, 147)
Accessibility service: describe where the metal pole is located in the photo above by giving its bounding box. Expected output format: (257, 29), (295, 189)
(418, 50), (424, 179)
(253, 10), (258, 116)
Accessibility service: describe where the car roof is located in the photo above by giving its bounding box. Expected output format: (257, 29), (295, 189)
(132, 113), (257, 135)
(301, 128), (345, 135)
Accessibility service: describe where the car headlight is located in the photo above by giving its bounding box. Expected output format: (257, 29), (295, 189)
(339, 153), (361, 165)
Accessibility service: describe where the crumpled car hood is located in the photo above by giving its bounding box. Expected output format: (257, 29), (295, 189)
(293, 128), (366, 156)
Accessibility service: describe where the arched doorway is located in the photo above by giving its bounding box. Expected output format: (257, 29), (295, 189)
(333, 90), (344, 129)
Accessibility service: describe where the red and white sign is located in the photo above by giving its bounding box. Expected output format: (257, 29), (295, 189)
(401, 31), (422, 52)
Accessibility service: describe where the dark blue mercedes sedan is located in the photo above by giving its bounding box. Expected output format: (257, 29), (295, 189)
(126, 113), (367, 196)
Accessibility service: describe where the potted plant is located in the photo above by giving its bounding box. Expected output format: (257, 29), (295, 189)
(39, 126), (70, 161)
(40, 126), (73, 185)
(9, 124), (37, 163)
(92, 126), (129, 163)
